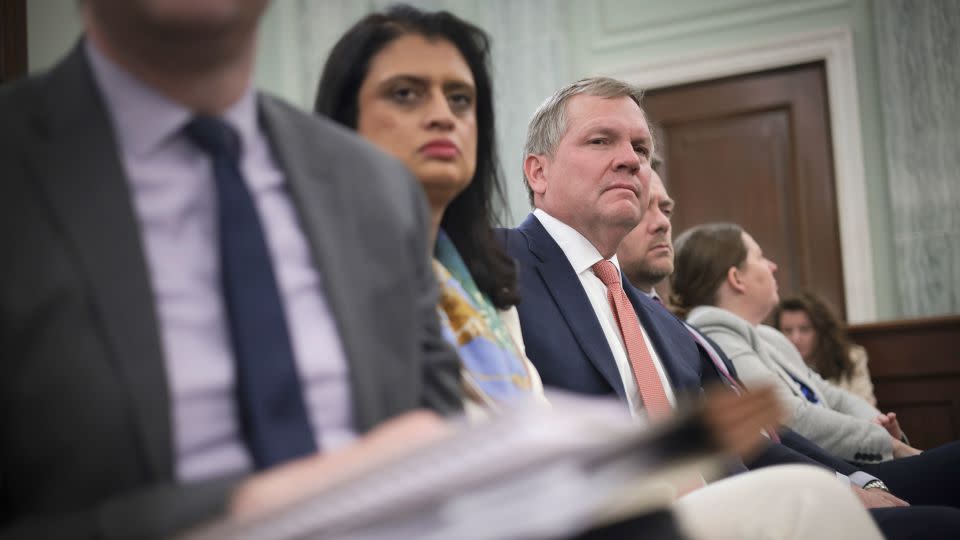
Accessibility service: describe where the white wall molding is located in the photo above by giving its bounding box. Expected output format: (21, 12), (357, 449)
(605, 26), (877, 322)
(590, 0), (848, 53)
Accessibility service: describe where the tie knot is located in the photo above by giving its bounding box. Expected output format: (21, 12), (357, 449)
(591, 259), (621, 287)
(185, 115), (241, 160)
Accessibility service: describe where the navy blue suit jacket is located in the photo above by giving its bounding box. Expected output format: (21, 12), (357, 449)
(497, 215), (703, 404)
(498, 214), (858, 477)
(497, 216), (960, 534)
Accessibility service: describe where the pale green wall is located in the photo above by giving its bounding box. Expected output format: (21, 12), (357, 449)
(566, 0), (898, 320)
(27, 1), (82, 72)
(23, 0), (900, 320)
(254, 2), (310, 104)
(24, 1), (309, 99)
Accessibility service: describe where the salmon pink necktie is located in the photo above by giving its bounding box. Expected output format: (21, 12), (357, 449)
(185, 116), (316, 469)
(592, 259), (672, 420)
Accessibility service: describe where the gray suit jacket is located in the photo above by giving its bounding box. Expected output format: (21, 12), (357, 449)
(686, 306), (891, 464)
(0, 44), (462, 539)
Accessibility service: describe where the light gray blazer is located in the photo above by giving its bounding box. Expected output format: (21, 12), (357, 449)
(687, 306), (891, 464)
(0, 42), (461, 539)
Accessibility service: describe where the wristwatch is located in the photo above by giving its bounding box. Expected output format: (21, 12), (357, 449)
(863, 479), (890, 492)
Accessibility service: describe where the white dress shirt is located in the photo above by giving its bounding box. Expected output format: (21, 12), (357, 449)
(533, 209), (676, 420)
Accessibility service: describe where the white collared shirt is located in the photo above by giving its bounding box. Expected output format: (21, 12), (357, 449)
(533, 209), (676, 420)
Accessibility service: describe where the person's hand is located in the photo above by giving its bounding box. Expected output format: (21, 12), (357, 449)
(872, 412), (904, 440)
(230, 410), (453, 519)
(701, 384), (786, 461)
(851, 485), (910, 508)
(891, 437), (923, 459)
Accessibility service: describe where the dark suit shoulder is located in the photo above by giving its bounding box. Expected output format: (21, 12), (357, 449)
(0, 68), (44, 108)
(497, 215), (548, 262)
(495, 226), (530, 257)
(258, 94), (403, 174)
(257, 93), (425, 239)
(0, 72), (48, 147)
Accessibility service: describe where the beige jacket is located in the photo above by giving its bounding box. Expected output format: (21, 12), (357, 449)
(687, 306), (892, 463)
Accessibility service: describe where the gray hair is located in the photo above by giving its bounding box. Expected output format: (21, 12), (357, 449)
(522, 77), (649, 205)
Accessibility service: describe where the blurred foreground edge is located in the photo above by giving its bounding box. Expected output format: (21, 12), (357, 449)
(179, 391), (724, 540)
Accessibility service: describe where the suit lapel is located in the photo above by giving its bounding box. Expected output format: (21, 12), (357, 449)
(257, 98), (383, 428)
(518, 216), (627, 399)
(625, 284), (699, 394)
(28, 45), (172, 479)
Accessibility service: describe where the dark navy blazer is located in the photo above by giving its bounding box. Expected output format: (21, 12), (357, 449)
(497, 215), (703, 403)
(497, 214), (858, 477)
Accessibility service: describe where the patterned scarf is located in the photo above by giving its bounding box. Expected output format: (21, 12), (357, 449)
(433, 231), (531, 405)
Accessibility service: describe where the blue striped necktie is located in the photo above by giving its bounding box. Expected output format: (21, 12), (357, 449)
(185, 116), (317, 469)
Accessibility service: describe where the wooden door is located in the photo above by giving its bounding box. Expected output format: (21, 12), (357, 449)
(0, 0), (28, 83)
(645, 62), (846, 319)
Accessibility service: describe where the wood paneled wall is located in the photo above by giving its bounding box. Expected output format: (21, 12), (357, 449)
(646, 63), (847, 319)
(848, 315), (960, 450)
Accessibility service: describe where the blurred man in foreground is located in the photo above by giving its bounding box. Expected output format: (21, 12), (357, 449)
(0, 1), (461, 536)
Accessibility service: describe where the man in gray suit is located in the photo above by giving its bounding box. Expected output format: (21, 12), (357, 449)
(0, 1), (461, 538)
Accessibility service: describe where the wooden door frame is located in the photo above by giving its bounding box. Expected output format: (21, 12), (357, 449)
(604, 26), (876, 323)
(0, 0), (28, 83)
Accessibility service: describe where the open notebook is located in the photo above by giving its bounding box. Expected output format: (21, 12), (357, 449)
(180, 392), (727, 540)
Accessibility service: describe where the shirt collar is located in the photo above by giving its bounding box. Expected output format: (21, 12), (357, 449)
(84, 38), (258, 158)
(533, 208), (622, 276)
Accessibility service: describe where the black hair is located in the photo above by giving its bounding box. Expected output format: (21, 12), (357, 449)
(314, 4), (518, 308)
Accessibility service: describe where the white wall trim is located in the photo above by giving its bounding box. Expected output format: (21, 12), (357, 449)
(605, 26), (877, 322)
(591, 0), (848, 53)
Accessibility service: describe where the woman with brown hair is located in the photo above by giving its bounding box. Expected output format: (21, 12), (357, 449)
(774, 292), (878, 406)
(670, 223), (960, 515)
(670, 222), (920, 463)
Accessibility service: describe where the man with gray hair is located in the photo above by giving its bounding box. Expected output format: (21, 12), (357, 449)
(498, 77), (956, 539)
(0, 0), (462, 537)
(501, 76), (677, 410)
(497, 76), (895, 539)
(521, 77), (651, 205)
